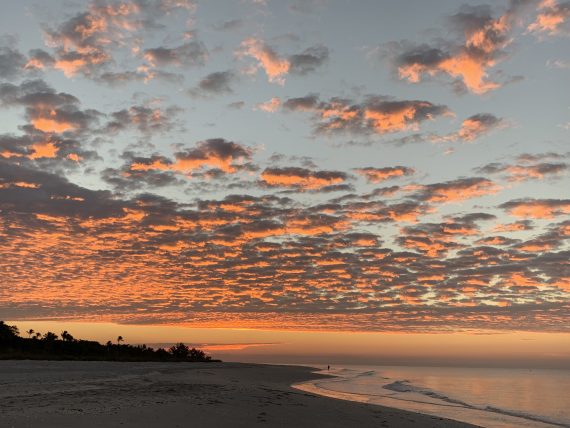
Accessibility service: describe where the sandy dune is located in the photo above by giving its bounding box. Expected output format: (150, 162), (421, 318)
(0, 361), (478, 427)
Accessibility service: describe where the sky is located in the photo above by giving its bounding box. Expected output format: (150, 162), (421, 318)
(0, 0), (569, 364)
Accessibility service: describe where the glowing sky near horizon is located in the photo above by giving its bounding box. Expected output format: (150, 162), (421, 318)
(0, 0), (569, 337)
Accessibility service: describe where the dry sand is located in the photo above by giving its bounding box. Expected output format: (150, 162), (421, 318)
(0, 360), (479, 428)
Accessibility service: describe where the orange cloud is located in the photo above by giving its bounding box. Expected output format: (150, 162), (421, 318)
(261, 167), (347, 190)
(493, 221), (533, 232)
(500, 199), (570, 219)
(437, 114), (504, 143)
(127, 139), (252, 177)
(256, 97), (281, 112)
(31, 109), (76, 133)
(0, 182), (40, 189)
(29, 141), (59, 159)
(477, 161), (568, 182)
(239, 38), (290, 84)
(355, 166), (414, 183)
(284, 95), (451, 136)
(393, 4), (520, 93)
(417, 178), (500, 203)
(528, 0), (570, 36)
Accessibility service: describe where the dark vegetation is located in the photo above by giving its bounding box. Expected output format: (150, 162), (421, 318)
(0, 321), (218, 362)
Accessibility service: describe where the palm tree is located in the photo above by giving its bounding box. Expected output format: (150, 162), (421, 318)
(35, 332), (41, 339)
(0, 321), (19, 341)
(117, 336), (124, 345)
(27, 329), (34, 338)
(43, 332), (58, 341)
(61, 331), (74, 342)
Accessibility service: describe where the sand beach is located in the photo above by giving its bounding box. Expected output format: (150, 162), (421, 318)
(0, 360), (478, 428)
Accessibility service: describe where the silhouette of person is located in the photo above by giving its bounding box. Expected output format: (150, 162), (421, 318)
(327, 365), (330, 371)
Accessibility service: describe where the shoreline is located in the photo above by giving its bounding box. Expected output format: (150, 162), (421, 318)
(0, 360), (478, 428)
(293, 366), (564, 428)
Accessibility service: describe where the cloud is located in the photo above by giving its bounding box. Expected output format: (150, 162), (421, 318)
(3, 153), (570, 331)
(173, 139), (253, 173)
(39, 0), (198, 78)
(189, 70), (236, 97)
(436, 114), (505, 142)
(413, 177), (500, 203)
(227, 101), (245, 110)
(103, 104), (181, 136)
(528, 0), (570, 36)
(288, 45), (329, 75)
(283, 94), (451, 136)
(0, 79), (101, 134)
(500, 198), (570, 218)
(476, 161), (568, 182)
(0, 134), (35, 159)
(238, 38), (290, 84)
(2, 1), (570, 333)
(96, 69), (184, 86)
(237, 38), (329, 84)
(125, 139), (254, 179)
(143, 41), (208, 67)
(355, 166), (415, 183)
(0, 131), (97, 165)
(102, 155), (181, 191)
(0, 158), (125, 218)
(260, 167), (348, 190)
(493, 220), (534, 232)
(385, 2), (534, 93)
(256, 97), (281, 112)
(0, 46), (27, 80)
(212, 19), (243, 32)
(24, 49), (56, 71)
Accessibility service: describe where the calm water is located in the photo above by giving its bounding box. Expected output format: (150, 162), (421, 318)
(294, 365), (570, 428)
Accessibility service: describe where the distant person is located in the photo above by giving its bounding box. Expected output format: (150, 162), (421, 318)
(327, 365), (330, 371)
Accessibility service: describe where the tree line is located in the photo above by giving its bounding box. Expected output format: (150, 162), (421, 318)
(0, 321), (217, 362)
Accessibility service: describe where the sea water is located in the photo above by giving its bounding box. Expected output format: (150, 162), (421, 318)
(293, 365), (570, 428)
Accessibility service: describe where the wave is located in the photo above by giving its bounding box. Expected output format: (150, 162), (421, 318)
(382, 379), (569, 428)
(383, 380), (473, 408)
(355, 370), (378, 378)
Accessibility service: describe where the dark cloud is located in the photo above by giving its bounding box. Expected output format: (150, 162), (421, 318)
(288, 45), (329, 75)
(476, 161), (568, 182)
(189, 70), (236, 97)
(0, 46), (27, 80)
(227, 101), (245, 110)
(0, 159), (125, 218)
(0, 134), (33, 159)
(101, 164), (181, 191)
(103, 104), (182, 136)
(212, 19), (243, 31)
(173, 138), (253, 174)
(143, 41), (208, 67)
(96, 70), (184, 86)
(0, 79), (101, 134)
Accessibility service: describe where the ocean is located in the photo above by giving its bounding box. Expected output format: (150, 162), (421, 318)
(293, 365), (570, 428)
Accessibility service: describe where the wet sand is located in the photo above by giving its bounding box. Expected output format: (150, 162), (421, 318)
(0, 360), (479, 427)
